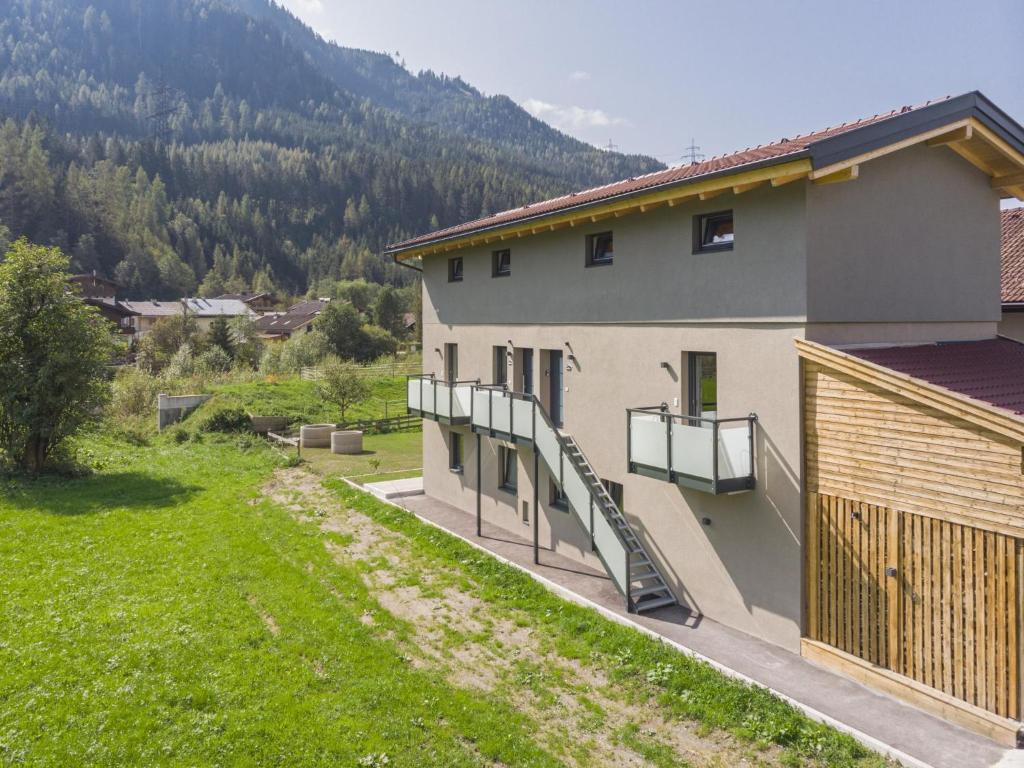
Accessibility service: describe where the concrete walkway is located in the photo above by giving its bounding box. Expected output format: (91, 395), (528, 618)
(361, 479), (1021, 768)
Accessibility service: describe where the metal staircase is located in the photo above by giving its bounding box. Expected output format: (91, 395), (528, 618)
(470, 384), (677, 614)
(561, 435), (676, 613)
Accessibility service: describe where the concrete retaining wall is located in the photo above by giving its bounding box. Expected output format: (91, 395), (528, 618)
(157, 393), (211, 431)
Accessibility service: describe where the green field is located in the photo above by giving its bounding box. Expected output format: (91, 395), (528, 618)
(0, 429), (886, 767)
(301, 430), (422, 484)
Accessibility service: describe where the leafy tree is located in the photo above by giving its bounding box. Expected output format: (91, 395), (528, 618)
(208, 316), (234, 358)
(356, 324), (399, 362)
(137, 314), (201, 372)
(229, 315), (263, 370)
(373, 286), (405, 338)
(316, 359), (372, 424)
(0, 239), (113, 472)
(317, 302), (363, 360)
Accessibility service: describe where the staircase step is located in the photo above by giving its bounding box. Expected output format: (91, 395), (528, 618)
(630, 558), (652, 568)
(632, 584), (671, 598)
(630, 569), (660, 581)
(634, 595), (677, 613)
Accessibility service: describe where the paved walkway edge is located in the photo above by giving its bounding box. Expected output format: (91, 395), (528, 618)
(344, 478), (937, 768)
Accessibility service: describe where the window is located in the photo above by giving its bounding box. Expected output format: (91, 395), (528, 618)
(444, 343), (459, 381)
(586, 231), (614, 266)
(693, 211), (734, 253)
(448, 256), (464, 282)
(493, 345), (508, 386)
(449, 432), (464, 472)
(550, 480), (569, 511)
(687, 352), (717, 420)
(520, 348), (534, 395)
(499, 446), (517, 493)
(492, 248), (511, 277)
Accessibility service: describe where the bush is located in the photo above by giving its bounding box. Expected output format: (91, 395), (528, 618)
(259, 330), (329, 374)
(357, 324), (398, 361)
(317, 358), (373, 423)
(192, 400), (251, 433)
(110, 367), (166, 422)
(165, 342), (197, 379)
(195, 346), (232, 374)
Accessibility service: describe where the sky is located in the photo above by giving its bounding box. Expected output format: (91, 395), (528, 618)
(279, 0), (1023, 204)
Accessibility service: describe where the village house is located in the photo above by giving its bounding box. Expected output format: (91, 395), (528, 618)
(216, 292), (279, 314)
(68, 272), (138, 334)
(122, 297), (255, 337)
(389, 92), (1024, 744)
(255, 298), (329, 341)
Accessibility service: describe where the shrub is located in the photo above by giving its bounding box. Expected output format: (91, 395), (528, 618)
(165, 342), (197, 379)
(195, 346), (232, 374)
(192, 400), (251, 433)
(110, 367), (166, 422)
(317, 359), (373, 423)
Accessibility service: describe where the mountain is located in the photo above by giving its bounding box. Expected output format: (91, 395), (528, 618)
(0, 0), (662, 298)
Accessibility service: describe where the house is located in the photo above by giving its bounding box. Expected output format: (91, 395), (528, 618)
(68, 272), (138, 334)
(254, 298), (328, 341)
(216, 292), (278, 313)
(121, 298), (254, 337)
(181, 298), (255, 333)
(388, 91), (1024, 743)
(1000, 207), (1024, 340)
(120, 300), (184, 336)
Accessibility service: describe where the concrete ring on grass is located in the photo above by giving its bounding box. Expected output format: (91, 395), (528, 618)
(300, 423), (335, 448)
(331, 430), (364, 455)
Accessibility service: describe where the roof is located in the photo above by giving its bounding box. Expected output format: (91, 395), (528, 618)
(255, 313), (317, 333)
(83, 297), (139, 317)
(846, 338), (1024, 417)
(285, 299), (328, 316)
(1001, 208), (1024, 304)
(121, 300), (183, 317)
(386, 91), (1024, 259)
(182, 298), (252, 317)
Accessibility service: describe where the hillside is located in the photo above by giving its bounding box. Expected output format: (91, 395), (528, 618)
(0, 0), (661, 298)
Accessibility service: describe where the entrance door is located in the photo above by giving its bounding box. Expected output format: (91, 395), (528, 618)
(807, 492), (1021, 720)
(549, 350), (564, 427)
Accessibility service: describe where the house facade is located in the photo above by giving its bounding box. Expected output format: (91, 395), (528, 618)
(389, 92), (1024, 743)
(254, 299), (328, 340)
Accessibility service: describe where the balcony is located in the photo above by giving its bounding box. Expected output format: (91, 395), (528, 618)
(469, 385), (537, 442)
(406, 375), (477, 425)
(627, 407), (756, 494)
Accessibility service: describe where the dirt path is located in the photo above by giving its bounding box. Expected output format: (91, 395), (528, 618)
(263, 467), (785, 768)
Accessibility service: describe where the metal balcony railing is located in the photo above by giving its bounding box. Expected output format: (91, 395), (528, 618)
(627, 406), (756, 494)
(406, 374), (478, 425)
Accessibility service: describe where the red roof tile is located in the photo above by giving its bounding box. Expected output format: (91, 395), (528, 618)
(1001, 207), (1024, 303)
(846, 338), (1024, 417)
(387, 98), (957, 253)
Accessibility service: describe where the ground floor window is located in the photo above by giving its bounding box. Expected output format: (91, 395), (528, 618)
(449, 432), (463, 472)
(499, 445), (517, 493)
(602, 479), (624, 511)
(550, 479), (569, 511)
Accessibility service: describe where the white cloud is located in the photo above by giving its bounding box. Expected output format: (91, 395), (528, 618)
(522, 98), (627, 132)
(568, 70), (591, 82)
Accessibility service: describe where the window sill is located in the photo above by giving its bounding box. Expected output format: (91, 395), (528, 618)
(551, 501), (570, 513)
(585, 259), (613, 268)
(491, 272), (511, 278)
(693, 243), (734, 255)
(449, 466), (464, 475)
(498, 484), (518, 496)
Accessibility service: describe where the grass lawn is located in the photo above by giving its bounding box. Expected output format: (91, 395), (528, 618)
(0, 431), (887, 767)
(301, 430), (422, 483)
(208, 374), (410, 427)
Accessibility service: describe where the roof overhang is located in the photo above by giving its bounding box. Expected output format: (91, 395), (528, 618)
(388, 92), (1024, 263)
(795, 337), (1024, 444)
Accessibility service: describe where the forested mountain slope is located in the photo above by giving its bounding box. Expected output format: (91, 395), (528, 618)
(0, 0), (661, 298)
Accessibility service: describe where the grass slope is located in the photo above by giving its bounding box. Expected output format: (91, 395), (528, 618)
(0, 435), (552, 766)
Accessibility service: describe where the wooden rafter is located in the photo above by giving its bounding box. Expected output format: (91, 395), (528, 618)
(811, 166), (859, 185)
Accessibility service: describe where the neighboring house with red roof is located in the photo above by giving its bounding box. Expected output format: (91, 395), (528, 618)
(1000, 207), (1024, 340)
(394, 91), (1024, 743)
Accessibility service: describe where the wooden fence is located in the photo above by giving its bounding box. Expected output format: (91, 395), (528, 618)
(807, 491), (1021, 720)
(301, 360), (420, 381)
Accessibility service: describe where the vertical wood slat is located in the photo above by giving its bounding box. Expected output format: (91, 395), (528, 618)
(808, 493), (1022, 720)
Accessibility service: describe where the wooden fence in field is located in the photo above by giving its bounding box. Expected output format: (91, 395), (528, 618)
(301, 360), (420, 381)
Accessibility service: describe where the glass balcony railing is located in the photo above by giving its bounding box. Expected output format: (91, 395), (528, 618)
(627, 406), (756, 494)
(406, 375), (477, 424)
